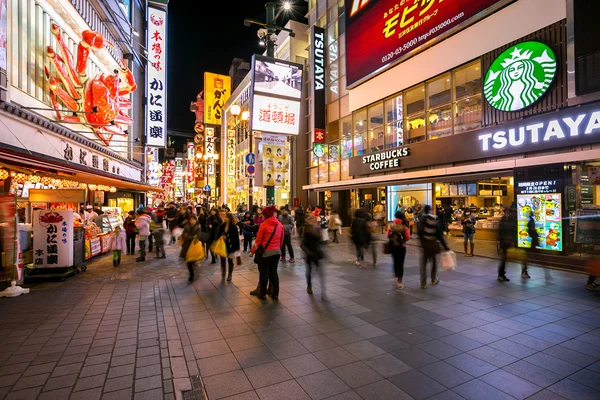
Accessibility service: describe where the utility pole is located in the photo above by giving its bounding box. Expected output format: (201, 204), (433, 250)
(244, 2), (295, 206)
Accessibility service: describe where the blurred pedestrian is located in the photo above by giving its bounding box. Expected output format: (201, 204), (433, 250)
(387, 211), (410, 290)
(279, 207), (295, 262)
(124, 210), (137, 255)
(302, 214), (324, 294)
(206, 208), (222, 264)
(241, 211), (254, 252)
(462, 210), (476, 257)
(351, 209), (370, 268)
(328, 208), (341, 243)
(181, 214), (201, 282)
(418, 205), (449, 289)
(135, 211), (151, 262)
(109, 226), (126, 267)
(497, 207), (518, 282)
(295, 206), (305, 238)
(218, 212), (240, 282)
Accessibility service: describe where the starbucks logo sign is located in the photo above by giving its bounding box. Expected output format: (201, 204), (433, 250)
(484, 41), (557, 112)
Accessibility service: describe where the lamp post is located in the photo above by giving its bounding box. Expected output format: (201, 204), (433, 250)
(244, 1), (295, 58)
(230, 105), (251, 208)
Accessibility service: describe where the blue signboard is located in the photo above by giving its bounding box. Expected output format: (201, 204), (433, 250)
(245, 153), (256, 165)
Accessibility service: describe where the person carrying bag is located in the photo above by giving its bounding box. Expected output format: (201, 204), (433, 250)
(250, 206), (284, 300)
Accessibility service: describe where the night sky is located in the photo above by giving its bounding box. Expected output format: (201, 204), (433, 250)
(166, 0), (308, 133)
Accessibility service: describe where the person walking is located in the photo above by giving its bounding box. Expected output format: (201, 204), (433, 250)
(135, 211), (151, 262)
(250, 206), (284, 300)
(387, 211), (411, 290)
(109, 225), (126, 267)
(206, 208), (222, 264)
(418, 205), (450, 289)
(328, 209), (341, 243)
(254, 207), (265, 225)
(166, 202), (179, 244)
(295, 206), (306, 238)
(351, 209), (371, 268)
(218, 212), (240, 282)
(462, 210), (476, 257)
(241, 211), (254, 252)
(522, 213), (538, 279)
(302, 214), (324, 294)
(152, 221), (166, 259)
(124, 210), (137, 255)
(405, 207), (415, 235)
(497, 207), (517, 282)
(181, 215), (201, 282)
(278, 207), (295, 262)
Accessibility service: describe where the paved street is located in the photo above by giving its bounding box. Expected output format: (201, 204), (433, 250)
(0, 236), (599, 400)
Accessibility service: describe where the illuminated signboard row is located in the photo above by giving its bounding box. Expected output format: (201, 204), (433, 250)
(345, 0), (514, 88)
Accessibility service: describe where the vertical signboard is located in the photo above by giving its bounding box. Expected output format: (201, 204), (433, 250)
(33, 210), (74, 268)
(204, 73), (231, 126)
(227, 129), (236, 177)
(186, 142), (195, 187)
(313, 26), (326, 144)
(262, 134), (287, 187)
(147, 6), (167, 147)
(205, 127), (215, 175)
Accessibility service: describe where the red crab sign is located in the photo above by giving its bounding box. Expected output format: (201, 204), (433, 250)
(45, 23), (137, 146)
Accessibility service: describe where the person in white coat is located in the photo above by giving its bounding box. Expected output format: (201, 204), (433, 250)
(109, 226), (127, 267)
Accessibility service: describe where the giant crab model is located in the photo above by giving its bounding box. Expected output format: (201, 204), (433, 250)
(45, 23), (136, 145)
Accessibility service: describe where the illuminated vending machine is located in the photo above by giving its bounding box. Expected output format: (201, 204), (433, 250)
(515, 165), (564, 253)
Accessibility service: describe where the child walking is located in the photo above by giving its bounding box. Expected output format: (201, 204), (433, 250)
(109, 226), (127, 267)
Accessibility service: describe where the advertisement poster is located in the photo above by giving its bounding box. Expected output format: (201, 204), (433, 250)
(33, 210), (74, 268)
(204, 73), (231, 125)
(345, 0), (510, 87)
(0, 0), (6, 70)
(516, 194), (562, 251)
(254, 57), (302, 99)
(146, 6), (167, 147)
(574, 209), (600, 244)
(262, 134), (287, 187)
(251, 94), (300, 135)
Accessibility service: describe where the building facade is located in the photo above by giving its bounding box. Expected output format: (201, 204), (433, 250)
(304, 0), (600, 266)
(0, 0), (160, 210)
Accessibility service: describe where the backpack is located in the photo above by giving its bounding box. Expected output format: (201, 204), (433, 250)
(389, 224), (405, 247)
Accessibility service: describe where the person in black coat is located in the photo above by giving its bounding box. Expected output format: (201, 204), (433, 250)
(218, 212), (240, 282)
(206, 208), (222, 263)
(351, 209), (371, 268)
(301, 214), (324, 294)
(240, 211), (254, 252)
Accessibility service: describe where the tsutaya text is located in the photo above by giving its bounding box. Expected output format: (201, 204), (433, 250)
(479, 110), (600, 151)
(362, 148), (410, 171)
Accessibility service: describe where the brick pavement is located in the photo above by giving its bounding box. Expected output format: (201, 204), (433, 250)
(0, 236), (598, 400)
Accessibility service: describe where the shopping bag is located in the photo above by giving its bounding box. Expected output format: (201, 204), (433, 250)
(320, 228), (329, 242)
(186, 238), (206, 262)
(441, 251), (456, 271)
(506, 247), (527, 262)
(210, 236), (227, 258)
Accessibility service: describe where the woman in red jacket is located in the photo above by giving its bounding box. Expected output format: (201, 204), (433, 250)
(250, 206), (284, 300)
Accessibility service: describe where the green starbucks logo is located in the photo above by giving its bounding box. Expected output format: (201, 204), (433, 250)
(484, 41), (557, 112)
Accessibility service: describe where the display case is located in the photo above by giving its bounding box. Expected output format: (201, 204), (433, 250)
(101, 215), (123, 233)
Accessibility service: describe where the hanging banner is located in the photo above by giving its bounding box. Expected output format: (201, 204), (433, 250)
(186, 142), (194, 185)
(205, 126), (215, 176)
(227, 129), (236, 177)
(204, 73), (231, 125)
(262, 134), (287, 187)
(33, 210), (74, 268)
(146, 6), (167, 147)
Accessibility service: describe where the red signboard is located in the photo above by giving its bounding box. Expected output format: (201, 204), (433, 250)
(345, 0), (512, 88)
(314, 128), (326, 144)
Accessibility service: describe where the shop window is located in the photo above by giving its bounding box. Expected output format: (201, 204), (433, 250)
(427, 74), (452, 139)
(385, 121), (403, 149)
(327, 20), (338, 45)
(340, 116), (352, 159)
(328, 57), (339, 83)
(454, 61), (482, 133)
(329, 160), (340, 181)
(341, 159), (351, 180)
(328, 4), (338, 22)
(454, 61), (482, 99)
(319, 162), (329, 183)
(353, 108), (367, 156)
(310, 167), (319, 184)
(455, 95), (483, 133)
(385, 94), (403, 124)
(404, 85), (425, 144)
(327, 81), (339, 102)
(428, 73), (452, 108)
(368, 102), (384, 152)
(327, 121), (340, 142)
(354, 132), (368, 156)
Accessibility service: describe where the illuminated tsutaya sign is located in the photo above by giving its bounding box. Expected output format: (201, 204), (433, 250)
(479, 108), (600, 151)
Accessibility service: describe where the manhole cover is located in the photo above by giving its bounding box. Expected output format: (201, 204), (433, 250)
(183, 375), (207, 400)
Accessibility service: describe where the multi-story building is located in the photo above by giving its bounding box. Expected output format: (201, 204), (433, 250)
(0, 0), (161, 211)
(222, 20), (309, 209)
(229, 58), (251, 92)
(304, 0), (600, 266)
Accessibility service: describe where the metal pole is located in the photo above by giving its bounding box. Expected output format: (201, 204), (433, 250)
(265, 2), (276, 58)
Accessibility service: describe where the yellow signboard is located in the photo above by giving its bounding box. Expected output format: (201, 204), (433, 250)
(204, 73), (231, 125)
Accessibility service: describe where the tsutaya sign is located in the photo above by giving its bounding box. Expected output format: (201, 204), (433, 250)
(362, 148), (410, 171)
(349, 101), (600, 177)
(484, 41), (557, 112)
(479, 105), (600, 152)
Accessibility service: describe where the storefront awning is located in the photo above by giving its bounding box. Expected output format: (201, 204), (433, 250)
(0, 148), (162, 193)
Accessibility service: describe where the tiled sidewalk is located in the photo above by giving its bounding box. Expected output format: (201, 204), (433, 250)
(0, 238), (598, 400)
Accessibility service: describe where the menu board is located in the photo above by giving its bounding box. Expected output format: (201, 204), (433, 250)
(517, 194), (562, 251)
(449, 185), (458, 197)
(458, 184), (467, 196)
(467, 184), (477, 195)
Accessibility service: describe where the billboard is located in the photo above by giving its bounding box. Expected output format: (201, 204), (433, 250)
(146, 6), (167, 147)
(253, 56), (303, 99)
(251, 94), (301, 136)
(262, 134), (288, 187)
(345, 0), (513, 88)
(204, 73), (231, 125)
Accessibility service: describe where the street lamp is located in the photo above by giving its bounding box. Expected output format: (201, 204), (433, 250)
(230, 105), (253, 208)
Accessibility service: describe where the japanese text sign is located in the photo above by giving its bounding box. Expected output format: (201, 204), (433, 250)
(204, 73), (231, 125)
(345, 0), (511, 88)
(33, 210), (74, 268)
(251, 95), (300, 135)
(147, 6), (167, 147)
